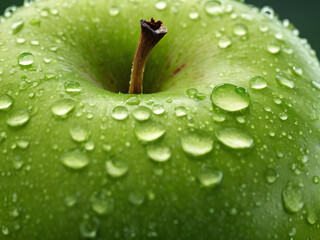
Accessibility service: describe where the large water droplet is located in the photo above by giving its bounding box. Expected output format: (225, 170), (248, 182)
(0, 94), (13, 110)
(282, 184), (304, 213)
(70, 125), (89, 142)
(180, 129), (213, 157)
(147, 143), (171, 162)
(111, 106), (128, 120)
(152, 104), (165, 115)
(198, 169), (223, 188)
(249, 76), (267, 90)
(132, 106), (151, 121)
(215, 128), (253, 149)
(276, 72), (294, 89)
(79, 216), (100, 239)
(106, 160), (129, 178)
(51, 99), (76, 117)
(18, 52), (34, 66)
(211, 84), (250, 112)
(204, 1), (224, 16)
(233, 23), (248, 36)
(61, 150), (89, 170)
(135, 122), (166, 142)
(6, 109), (30, 127)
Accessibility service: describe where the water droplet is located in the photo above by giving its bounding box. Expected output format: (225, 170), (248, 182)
(233, 23), (248, 36)
(16, 38), (25, 44)
(264, 168), (279, 184)
(211, 84), (250, 112)
(186, 88), (206, 101)
(61, 150), (89, 170)
(249, 76), (267, 90)
(215, 128), (253, 149)
(312, 176), (319, 184)
(6, 109), (30, 127)
(13, 156), (24, 170)
(292, 66), (303, 76)
(70, 125), (89, 142)
(91, 194), (113, 215)
(155, 1), (167, 10)
(152, 104), (165, 115)
(147, 143), (171, 162)
(218, 36), (232, 49)
(79, 216), (100, 239)
(1, 226), (9, 236)
(261, 6), (275, 19)
(111, 106), (128, 121)
(267, 42), (281, 54)
(311, 80), (320, 90)
(135, 122), (166, 142)
(106, 160), (129, 178)
(64, 195), (77, 207)
(279, 112), (288, 121)
(188, 9), (200, 20)
(126, 97), (140, 105)
(0, 94), (13, 110)
(51, 99), (76, 117)
(175, 106), (188, 117)
(212, 112), (226, 122)
(128, 192), (144, 206)
(11, 17), (24, 34)
(307, 205), (317, 225)
(276, 72), (294, 89)
(18, 52), (34, 66)
(16, 138), (30, 149)
(64, 81), (81, 93)
(4, 5), (17, 18)
(282, 184), (304, 213)
(204, 1), (224, 16)
(109, 6), (120, 16)
(180, 129), (213, 157)
(132, 106), (151, 121)
(198, 169), (223, 188)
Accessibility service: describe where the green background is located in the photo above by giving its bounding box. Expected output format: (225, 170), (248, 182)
(1, 0), (320, 56)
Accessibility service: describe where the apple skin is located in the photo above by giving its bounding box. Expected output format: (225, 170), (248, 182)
(0, 0), (320, 239)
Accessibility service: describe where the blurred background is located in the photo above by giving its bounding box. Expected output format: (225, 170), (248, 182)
(1, 0), (319, 57)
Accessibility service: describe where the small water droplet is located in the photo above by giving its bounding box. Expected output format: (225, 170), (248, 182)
(174, 106), (188, 117)
(279, 112), (288, 121)
(215, 128), (253, 149)
(276, 72), (294, 89)
(267, 42), (281, 54)
(11, 17), (24, 34)
(218, 36), (232, 49)
(16, 138), (30, 149)
(64, 195), (77, 207)
(249, 76), (267, 90)
(18, 52), (34, 66)
(91, 194), (113, 216)
(6, 109), (30, 127)
(111, 106), (128, 121)
(79, 216), (100, 239)
(109, 6), (120, 16)
(64, 81), (81, 93)
(233, 23), (248, 36)
(106, 160), (129, 178)
(311, 80), (320, 90)
(13, 156), (24, 170)
(70, 125), (89, 142)
(282, 184), (304, 213)
(135, 122), (166, 142)
(155, 1), (167, 10)
(16, 37), (25, 44)
(211, 84), (250, 112)
(51, 99), (76, 117)
(128, 192), (144, 206)
(0, 94), (13, 110)
(198, 169), (223, 188)
(264, 168), (279, 184)
(61, 150), (89, 170)
(204, 1), (224, 16)
(180, 129), (213, 157)
(292, 66), (303, 76)
(126, 97), (140, 105)
(1, 226), (9, 236)
(307, 205), (317, 225)
(261, 6), (275, 19)
(312, 176), (319, 184)
(212, 112), (226, 122)
(152, 104), (165, 115)
(132, 106), (151, 121)
(147, 143), (171, 162)
(188, 8), (200, 20)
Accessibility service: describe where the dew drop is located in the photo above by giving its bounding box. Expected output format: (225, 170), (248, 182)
(276, 72), (294, 89)
(135, 122), (166, 142)
(204, 1), (224, 16)
(18, 52), (34, 66)
(211, 84), (250, 112)
(312, 176), (319, 184)
(198, 169), (223, 188)
(0, 94), (13, 110)
(70, 125), (89, 142)
(311, 80), (320, 90)
(132, 106), (151, 121)
(109, 6), (120, 16)
(249, 76), (267, 90)
(64, 81), (82, 93)
(61, 150), (89, 170)
(11, 17), (24, 34)
(279, 112), (288, 121)
(307, 205), (317, 225)
(233, 23), (248, 36)
(267, 42), (281, 54)
(180, 129), (213, 157)
(91, 194), (113, 216)
(106, 160), (129, 178)
(264, 168), (279, 184)
(152, 104), (165, 115)
(218, 36), (232, 49)
(282, 184), (304, 213)
(126, 97), (140, 105)
(155, 1), (167, 10)
(1, 226), (9, 236)
(6, 109), (30, 127)
(64, 195), (77, 207)
(188, 9), (200, 20)
(212, 112), (226, 122)
(147, 143), (171, 162)
(128, 192), (144, 206)
(16, 138), (30, 149)
(174, 106), (188, 117)
(111, 106), (128, 121)
(51, 99), (76, 117)
(79, 216), (100, 239)
(215, 128), (253, 149)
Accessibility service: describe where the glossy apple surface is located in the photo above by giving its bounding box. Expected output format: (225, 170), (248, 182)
(0, 0), (320, 239)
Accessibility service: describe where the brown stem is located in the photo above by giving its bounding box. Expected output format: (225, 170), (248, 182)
(128, 18), (168, 94)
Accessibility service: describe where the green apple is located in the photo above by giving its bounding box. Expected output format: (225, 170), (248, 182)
(0, 0), (320, 239)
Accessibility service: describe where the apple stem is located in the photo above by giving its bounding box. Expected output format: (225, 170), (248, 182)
(129, 18), (167, 94)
